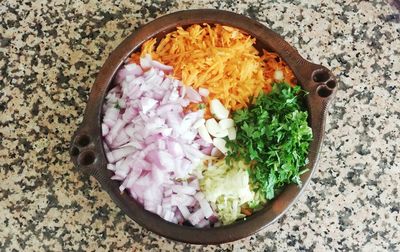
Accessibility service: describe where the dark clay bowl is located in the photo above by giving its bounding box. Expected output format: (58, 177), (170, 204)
(70, 9), (337, 244)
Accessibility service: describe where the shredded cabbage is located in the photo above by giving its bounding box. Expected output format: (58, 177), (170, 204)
(199, 159), (254, 224)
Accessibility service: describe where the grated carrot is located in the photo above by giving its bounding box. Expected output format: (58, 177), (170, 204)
(261, 49), (297, 92)
(130, 24), (297, 113)
(132, 24), (266, 112)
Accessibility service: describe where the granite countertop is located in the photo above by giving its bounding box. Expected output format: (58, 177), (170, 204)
(1, 0), (399, 251)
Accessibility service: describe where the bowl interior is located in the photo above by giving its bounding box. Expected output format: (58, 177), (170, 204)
(105, 21), (304, 219)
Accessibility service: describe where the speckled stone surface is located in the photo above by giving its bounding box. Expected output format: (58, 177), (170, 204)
(1, 0), (400, 251)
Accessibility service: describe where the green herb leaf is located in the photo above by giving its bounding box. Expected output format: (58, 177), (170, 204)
(226, 83), (313, 204)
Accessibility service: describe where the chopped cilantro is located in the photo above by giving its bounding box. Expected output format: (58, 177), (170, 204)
(226, 83), (313, 205)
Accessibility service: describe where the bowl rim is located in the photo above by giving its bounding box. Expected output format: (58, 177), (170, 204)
(70, 9), (337, 244)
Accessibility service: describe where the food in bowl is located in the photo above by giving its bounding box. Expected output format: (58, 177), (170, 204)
(101, 24), (312, 227)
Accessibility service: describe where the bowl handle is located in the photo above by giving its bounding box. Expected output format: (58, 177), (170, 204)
(70, 124), (106, 177)
(275, 41), (338, 99)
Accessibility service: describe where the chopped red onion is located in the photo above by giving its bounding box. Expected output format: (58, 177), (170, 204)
(102, 56), (217, 225)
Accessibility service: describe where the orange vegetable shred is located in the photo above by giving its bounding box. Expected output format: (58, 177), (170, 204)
(130, 24), (296, 112)
(261, 49), (297, 91)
